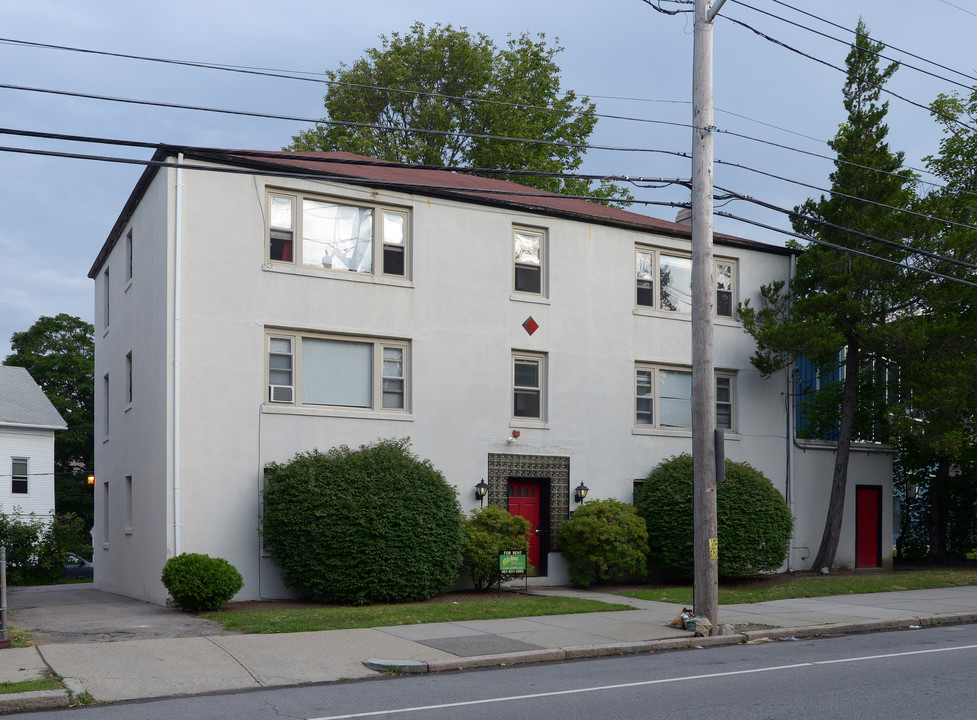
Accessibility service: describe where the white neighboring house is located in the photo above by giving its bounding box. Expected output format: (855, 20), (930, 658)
(89, 146), (894, 605)
(0, 366), (66, 520)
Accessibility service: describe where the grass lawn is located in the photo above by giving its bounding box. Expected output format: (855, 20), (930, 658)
(0, 677), (63, 695)
(203, 595), (633, 634)
(620, 567), (977, 605)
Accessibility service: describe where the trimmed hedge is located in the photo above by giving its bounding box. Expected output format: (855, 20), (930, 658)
(161, 553), (243, 611)
(262, 438), (464, 605)
(636, 454), (793, 579)
(557, 498), (649, 587)
(462, 506), (531, 591)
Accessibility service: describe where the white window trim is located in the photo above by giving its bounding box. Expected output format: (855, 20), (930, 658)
(265, 330), (410, 413)
(634, 245), (737, 319)
(512, 226), (547, 298)
(11, 457), (28, 495)
(266, 190), (411, 280)
(512, 351), (547, 422)
(633, 364), (736, 432)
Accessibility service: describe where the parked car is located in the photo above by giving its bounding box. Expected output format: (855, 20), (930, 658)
(60, 553), (94, 580)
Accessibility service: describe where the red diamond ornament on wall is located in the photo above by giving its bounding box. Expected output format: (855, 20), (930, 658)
(522, 316), (539, 336)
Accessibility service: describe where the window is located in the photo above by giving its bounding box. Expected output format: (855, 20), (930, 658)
(513, 228), (545, 295)
(102, 481), (109, 545)
(268, 337), (294, 403)
(125, 352), (133, 406)
(267, 193), (409, 278)
(125, 230), (133, 282)
(124, 475), (133, 534)
(103, 267), (110, 327)
(11, 458), (28, 495)
(636, 247), (736, 318)
(266, 331), (409, 411)
(634, 365), (734, 430)
(513, 353), (545, 420)
(103, 373), (110, 438)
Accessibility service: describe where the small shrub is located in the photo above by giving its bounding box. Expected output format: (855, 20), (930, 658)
(557, 498), (649, 587)
(262, 438), (464, 605)
(161, 553), (243, 611)
(462, 506), (530, 591)
(636, 454), (793, 579)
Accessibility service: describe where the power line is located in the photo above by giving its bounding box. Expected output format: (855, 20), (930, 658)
(729, 0), (977, 91)
(0, 36), (694, 133)
(763, 0), (977, 85)
(0, 82), (695, 161)
(0, 140), (695, 208)
(720, 13), (977, 135)
(715, 210), (977, 288)
(716, 185), (977, 272)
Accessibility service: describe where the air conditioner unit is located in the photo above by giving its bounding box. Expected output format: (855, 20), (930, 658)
(269, 385), (293, 403)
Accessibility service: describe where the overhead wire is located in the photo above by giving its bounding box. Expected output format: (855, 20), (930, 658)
(719, 12), (977, 135)
(728, 0), (977, 91)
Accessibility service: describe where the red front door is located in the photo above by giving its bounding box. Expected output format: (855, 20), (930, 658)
(508, 479), (540, 569)
(856, 486), (882, 568)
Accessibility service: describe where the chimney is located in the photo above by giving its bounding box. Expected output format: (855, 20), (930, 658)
(675, 207), (692, 226)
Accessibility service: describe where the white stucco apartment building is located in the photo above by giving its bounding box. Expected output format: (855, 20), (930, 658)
(89, 146), (893, 605)
(0, 366), (66, 520)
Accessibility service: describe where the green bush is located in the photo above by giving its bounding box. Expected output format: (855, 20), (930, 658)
(557, 498), (649, 587)
(636, 454), (793, 579)
(161, 553), (243, 611)
(0, 509), (91, 585)
(262, 438), (465, 605)
(462, 506), (530, 591)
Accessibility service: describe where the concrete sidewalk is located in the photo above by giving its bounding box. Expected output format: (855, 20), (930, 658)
(3, 584), (977, 709)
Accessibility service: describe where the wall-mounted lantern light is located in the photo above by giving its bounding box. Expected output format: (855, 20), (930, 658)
(574, 482), (589, 504)
(475, 479), (489, 507)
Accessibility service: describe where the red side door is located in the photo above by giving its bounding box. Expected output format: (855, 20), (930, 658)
(856, 486), (882, 568)
(508, 479), (540, 569)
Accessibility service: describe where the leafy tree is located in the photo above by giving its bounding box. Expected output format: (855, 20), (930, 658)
(885, 88), (977, 561)
(0, 510), (90, 585)
(4, 314), (95, 528)
(461, 506), (530, 591)
(262, 438), (464, 605)
(557, 498), (649, 587)
(739, 20), (915, 571)
(287, 22), (630, 203)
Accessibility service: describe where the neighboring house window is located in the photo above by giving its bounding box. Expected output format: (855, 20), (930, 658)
(513, 353), (546, 420)
(635, 247), (736, 317)
(266, 331), (409, 411)
(267, 192), (409, 278)
(125, 230), (133, 282)
(635, 365), (735, 430)
(11, 458), (28, 495)
(513, 227), (546, 296)
(125, 352), (133, 406)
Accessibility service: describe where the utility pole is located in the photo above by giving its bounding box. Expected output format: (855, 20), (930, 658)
(691, 0), (725, 627)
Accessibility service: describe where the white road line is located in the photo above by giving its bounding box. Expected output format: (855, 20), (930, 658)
(310, 643), (977, 720)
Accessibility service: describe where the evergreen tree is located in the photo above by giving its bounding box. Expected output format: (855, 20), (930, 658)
(740, 19), (916, 570)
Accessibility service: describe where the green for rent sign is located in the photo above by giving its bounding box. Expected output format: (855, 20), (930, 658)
(499, 550), (527, 573)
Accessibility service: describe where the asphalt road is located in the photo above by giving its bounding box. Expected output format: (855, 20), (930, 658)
(11, 624), (977, 719)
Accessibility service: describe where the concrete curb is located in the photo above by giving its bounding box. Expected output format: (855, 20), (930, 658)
(0, 689), (70, 714)
(376, 614), (977, 678)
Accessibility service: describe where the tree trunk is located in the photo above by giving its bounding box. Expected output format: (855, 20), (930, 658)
(926, 456), (951, 563)
(809, 341), (861, 571)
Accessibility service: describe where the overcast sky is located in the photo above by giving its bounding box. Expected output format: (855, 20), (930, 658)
(2, 0), (974, 358)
